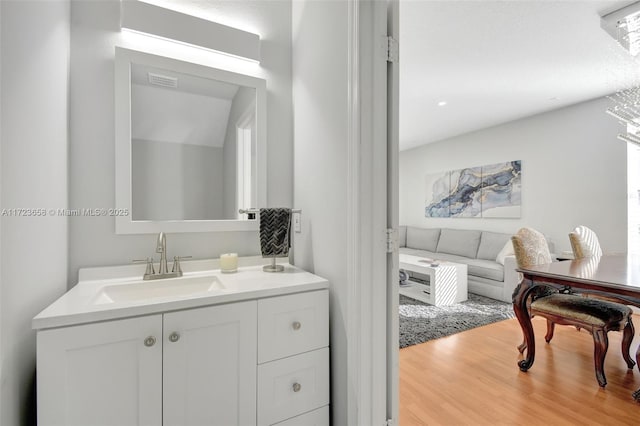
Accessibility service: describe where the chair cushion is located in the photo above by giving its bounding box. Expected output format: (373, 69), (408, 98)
(436, 229), (481, 258)
(406, 227), (440, 252)
(531, 294), (632, 328)
(477, 231), (512, 260)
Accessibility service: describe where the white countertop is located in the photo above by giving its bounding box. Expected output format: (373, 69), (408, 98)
(33, 259), (329, 330)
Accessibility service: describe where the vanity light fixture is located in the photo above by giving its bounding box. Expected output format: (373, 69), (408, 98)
(601, 1), (640, 56)
(120, 0), (261, 63)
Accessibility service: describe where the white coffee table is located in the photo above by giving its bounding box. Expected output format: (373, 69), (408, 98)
(399, 253), (468, 306)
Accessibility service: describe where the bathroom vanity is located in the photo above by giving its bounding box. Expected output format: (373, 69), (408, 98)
(33, 260), (329, 426)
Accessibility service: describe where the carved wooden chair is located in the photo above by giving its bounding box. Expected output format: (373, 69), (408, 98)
(512, 227), (635, 387)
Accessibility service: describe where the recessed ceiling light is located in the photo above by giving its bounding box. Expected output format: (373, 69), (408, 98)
(437, 101), (447, 106)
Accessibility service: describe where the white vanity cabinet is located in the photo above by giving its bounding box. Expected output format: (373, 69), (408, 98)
(37, 314), (164, 426)
(38, 301), (257, 426)
(36, 288), (329, 426)
(257, 291), (330, 425)
(162, 301), (257, 425)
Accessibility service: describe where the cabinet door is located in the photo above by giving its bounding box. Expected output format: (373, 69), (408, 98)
(37, 315), (162, 426)
(163, 300), (257, 426)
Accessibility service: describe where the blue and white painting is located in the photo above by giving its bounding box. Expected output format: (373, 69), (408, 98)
(425, 171), (450, 217)
(449, 167), (482, 217)
(424, 160), (522, 219)
(481, 161), (521, 218)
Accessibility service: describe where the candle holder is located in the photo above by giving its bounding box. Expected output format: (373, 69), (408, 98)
(220, 253), (238, 273)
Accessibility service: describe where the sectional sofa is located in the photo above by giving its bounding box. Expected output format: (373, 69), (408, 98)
(399, 226), (519, 303)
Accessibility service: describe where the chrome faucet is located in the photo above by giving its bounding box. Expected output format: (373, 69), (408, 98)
(156, 232), (168, 275)
(134, 232), (191, 280)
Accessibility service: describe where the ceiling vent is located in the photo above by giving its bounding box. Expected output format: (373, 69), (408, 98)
(148, 72), (178, 89)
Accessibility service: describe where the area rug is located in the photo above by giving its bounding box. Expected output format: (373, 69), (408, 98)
(399, 293), (516, 348)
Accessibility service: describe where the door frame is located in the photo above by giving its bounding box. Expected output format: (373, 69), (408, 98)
(346, 0), (398, 424)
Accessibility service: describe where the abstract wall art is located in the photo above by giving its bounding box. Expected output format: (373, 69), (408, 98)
(480, 161), (521, 218)
(424, 171), (450, 217)
(449, 167), (482, 217)
(424, 160), (521, 219)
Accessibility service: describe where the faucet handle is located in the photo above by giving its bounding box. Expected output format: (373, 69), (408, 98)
(172, 256), (192, 274)
(133, 258), (155, 276)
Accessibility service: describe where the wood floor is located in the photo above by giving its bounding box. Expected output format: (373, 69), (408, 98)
(400, 316), (640, 425)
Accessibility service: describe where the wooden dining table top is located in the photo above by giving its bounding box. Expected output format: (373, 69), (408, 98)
(517, 254), (640, 294)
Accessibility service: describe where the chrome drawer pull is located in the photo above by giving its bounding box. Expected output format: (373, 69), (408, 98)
(292, 382), (302, 392)
(144, 336), (156, 347)
(168, 332), (180, 343)
(292, 321), (302, 330)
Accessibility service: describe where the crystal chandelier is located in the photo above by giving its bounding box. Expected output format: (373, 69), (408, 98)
(616, 10), (640, 56)
(607, 87), (640, 146)
(602, 3), (640, 146)
(602, 2), (640, 57)
(607, 87), (640, 147)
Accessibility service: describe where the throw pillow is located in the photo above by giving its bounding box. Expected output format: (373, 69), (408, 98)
(496, 240), (514, 265)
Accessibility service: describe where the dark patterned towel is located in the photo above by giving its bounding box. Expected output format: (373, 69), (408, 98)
(259, 208), (291, 257)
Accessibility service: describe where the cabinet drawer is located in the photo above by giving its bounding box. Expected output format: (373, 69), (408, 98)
(258, 290), (328, 363)
(272, 406), (329, 426)
(257, 348), (329, 426)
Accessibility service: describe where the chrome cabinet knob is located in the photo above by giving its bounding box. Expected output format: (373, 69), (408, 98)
(292, 382), (302, 392)
(292, 321), (302, 330)
(168, 332), (180, 343)
(144, 336), (156, 347)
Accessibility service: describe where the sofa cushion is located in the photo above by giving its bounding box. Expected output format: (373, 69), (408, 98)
(406, 227), (441, 252)
(436, 229), (481, 259)
(399, 247), (437, 259)
(477, 231), (512, 261)
(398, 226), (407, 248)
(400, 247), (504, 282)
(464, 258), (504, 281)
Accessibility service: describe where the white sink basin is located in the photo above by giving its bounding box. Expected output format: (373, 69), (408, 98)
(92, 275), (225, 305)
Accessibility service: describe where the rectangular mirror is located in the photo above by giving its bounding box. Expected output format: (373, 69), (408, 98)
(115, 47), (266, 233)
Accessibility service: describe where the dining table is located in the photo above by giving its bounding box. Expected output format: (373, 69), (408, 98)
(513, 254), (640, 400)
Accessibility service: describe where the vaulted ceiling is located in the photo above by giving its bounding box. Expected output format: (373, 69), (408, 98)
(400, 0), (640, 151)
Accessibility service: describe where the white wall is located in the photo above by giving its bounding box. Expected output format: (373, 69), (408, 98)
(0, 1), (70, 424)
(0, 3), (3, 421)
(400, 96), (628, 254)
(69, 0), (292, 282)
(292, 1), (349, 424)
(132, 140), (223, 220)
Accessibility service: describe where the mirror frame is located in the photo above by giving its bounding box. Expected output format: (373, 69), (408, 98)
(115, 47), (267, 234)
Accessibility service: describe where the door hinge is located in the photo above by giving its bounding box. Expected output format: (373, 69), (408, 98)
(386, 228), (398, 253)
(386, 36), (399, 63)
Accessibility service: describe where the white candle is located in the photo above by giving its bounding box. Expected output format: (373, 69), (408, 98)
(220, 253), (238, 273)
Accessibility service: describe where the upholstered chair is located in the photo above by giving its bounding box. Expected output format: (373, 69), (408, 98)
(569, 225), (603, 259)
(512, 227), (635, 387)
